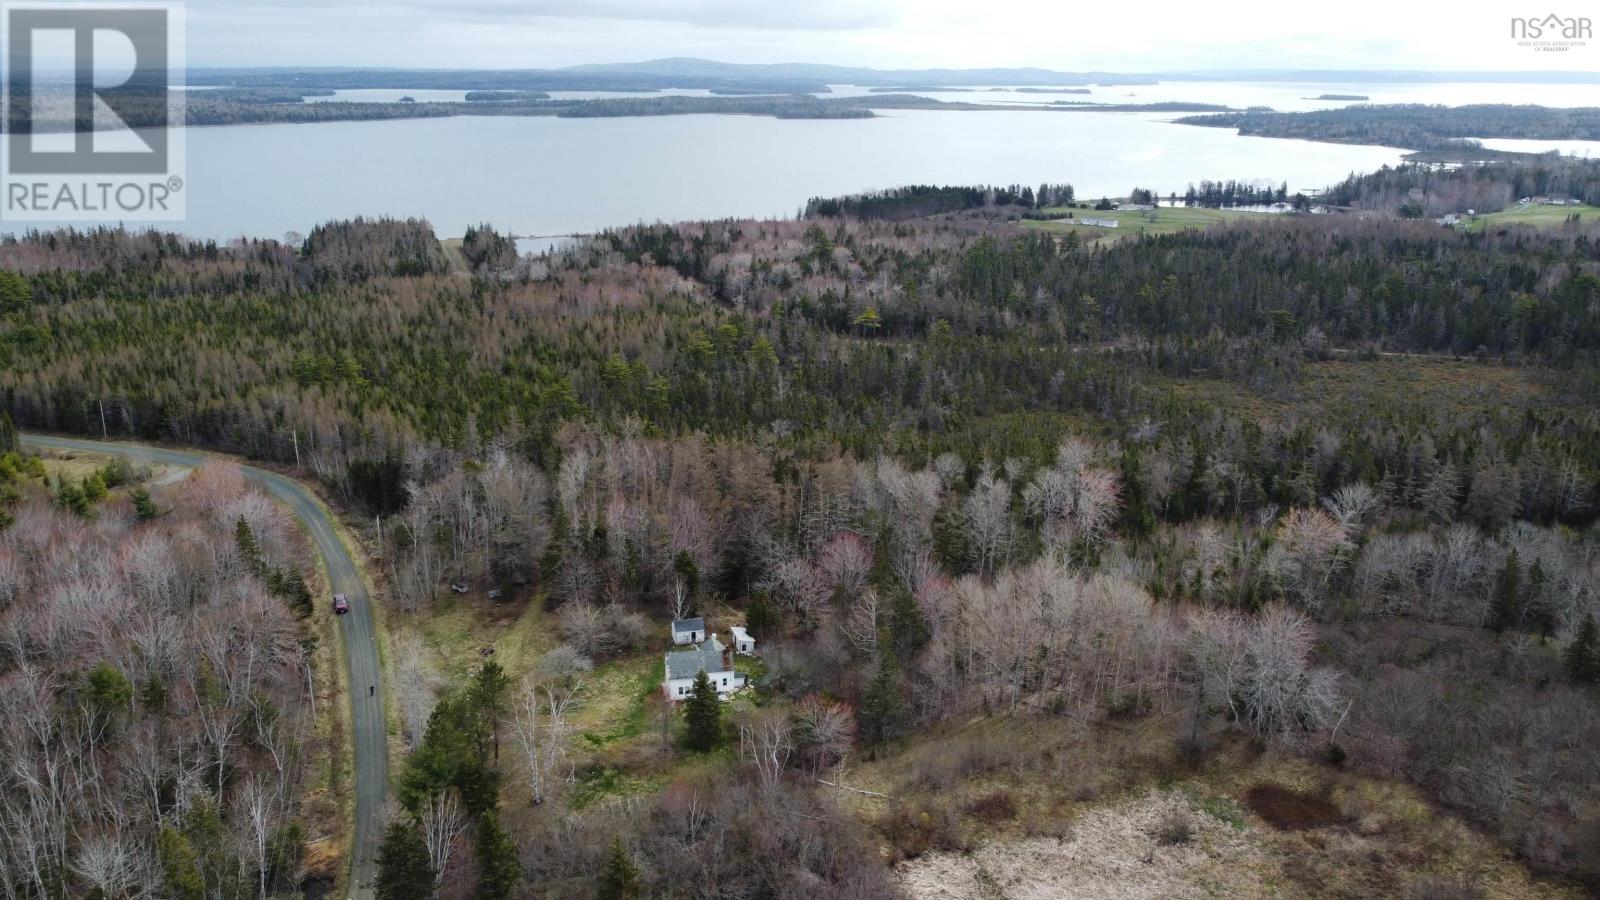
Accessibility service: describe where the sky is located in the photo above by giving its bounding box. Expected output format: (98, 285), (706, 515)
(164, 0), (1597, 73)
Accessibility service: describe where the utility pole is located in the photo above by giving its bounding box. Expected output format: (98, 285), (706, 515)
(98, 399), (108, 438)
(292, 428), (300, 468)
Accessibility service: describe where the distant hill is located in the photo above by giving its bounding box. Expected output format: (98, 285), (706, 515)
(186, 58), (1600, 93)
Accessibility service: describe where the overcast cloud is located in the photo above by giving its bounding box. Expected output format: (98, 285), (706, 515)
(176, 0), (1597, 72)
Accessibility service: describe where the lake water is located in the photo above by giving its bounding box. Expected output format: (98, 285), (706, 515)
(8, 80), (1592, 243)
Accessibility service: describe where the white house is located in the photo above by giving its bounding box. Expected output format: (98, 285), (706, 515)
(730, 626), (755, 655)
(1079, 217), (1119, 228)
(663, 636), (745, 701)
(670, 616), (706, 645)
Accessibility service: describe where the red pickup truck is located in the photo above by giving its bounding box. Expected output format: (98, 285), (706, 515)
(333, 593), (350, 615)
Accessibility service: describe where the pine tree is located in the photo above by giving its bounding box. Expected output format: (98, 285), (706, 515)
(81, 472), (107, 503)
(886, 586), (929, 662)
(235, 518), (264, 575)
(683, 670), (721, 752)
(0, 410), (15, 454)
(131, 487), (158, 521)
(1566, 615), (1599, 685)
(468, 659), (511, 763)
(540, 506), (569, 585)
(932, 506), (975, 576)
(596, 838), (641, 900)
(673, 549), (700, 604)
(56, 480), (89, 516)
(278, 570), (314, 618)
(1118, 446), (1153, 537)
(1490, 548), (1522, 632)
(375, 821), (434, 900)
(1525, 559), (1554, 638)
(472, 813), (519, 900)
(745, 591), (777, 641)
(156, 828), (205, 900)
(859, 652), (907, 747)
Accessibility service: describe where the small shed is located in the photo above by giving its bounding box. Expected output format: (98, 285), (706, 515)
(671, 617), (706, 645)
(730, 626), (755, 655)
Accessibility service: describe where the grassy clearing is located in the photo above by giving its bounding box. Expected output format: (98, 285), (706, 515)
(1468, 203), (1600, 231)
(1022, 206), (1272, 243)
(1168, 356), (1547, 426)
(438, 237), (472, 274)
(411, 590), (557, 682)
(31, 447), (186, 492)
(574, 655), (663, 749)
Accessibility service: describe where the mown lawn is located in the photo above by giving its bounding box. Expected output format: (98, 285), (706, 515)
(1021, 205), (1272, 243)
(1468, 203), (1600, 231)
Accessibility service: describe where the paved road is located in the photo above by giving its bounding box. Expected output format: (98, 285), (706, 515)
(20, 434), (387, 899)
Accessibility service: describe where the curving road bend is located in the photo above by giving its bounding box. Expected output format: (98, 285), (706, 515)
(20, 434), (387, 900)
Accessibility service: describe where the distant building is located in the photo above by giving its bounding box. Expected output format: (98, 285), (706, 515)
(1079, 217), (1119, 228)
(1435, 214), (1460, 226)
(671, 617), (706, 645)
(730, 626), (756, 655)
(1115, 203), (1153, 212)
(663, 636), (744, 701)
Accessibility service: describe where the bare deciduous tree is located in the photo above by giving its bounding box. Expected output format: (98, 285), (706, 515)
(510, 647), (590, 805)
(737, 708), (793, 787)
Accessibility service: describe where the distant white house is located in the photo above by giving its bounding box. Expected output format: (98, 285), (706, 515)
(670, 617), (705, 645)
(1080, 217), (1119, 228)
(730, 626), (755, 655)
(663, 636), (745, 701)
(1116, 203), (1153, 212)
(1435, 214), (1461, 227)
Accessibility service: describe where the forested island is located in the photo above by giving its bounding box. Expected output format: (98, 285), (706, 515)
(1177, 104), (1600, 155)
(4, 158), (1600, 899)
(11, 87), (1238, 130)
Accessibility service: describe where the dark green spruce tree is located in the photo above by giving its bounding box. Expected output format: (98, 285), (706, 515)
(472, 812), (519, 900)
(1490, 548), (1522, 632)
(1567, 615), (1599, 685)
(374, 821), (434, 900)
(596, 838), (641, 900)
(683, 671), (722, 752)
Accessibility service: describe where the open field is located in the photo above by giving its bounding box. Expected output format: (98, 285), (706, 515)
(1022, 205), (1274, 242)
(831, 716), (1583, 900)
(1468, 203), (1600, 230)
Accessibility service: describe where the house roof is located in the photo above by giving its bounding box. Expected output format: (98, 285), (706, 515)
(665, 636), (725, 680)
(730, 626), (752, 642)
(671, 617), (705, 634)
